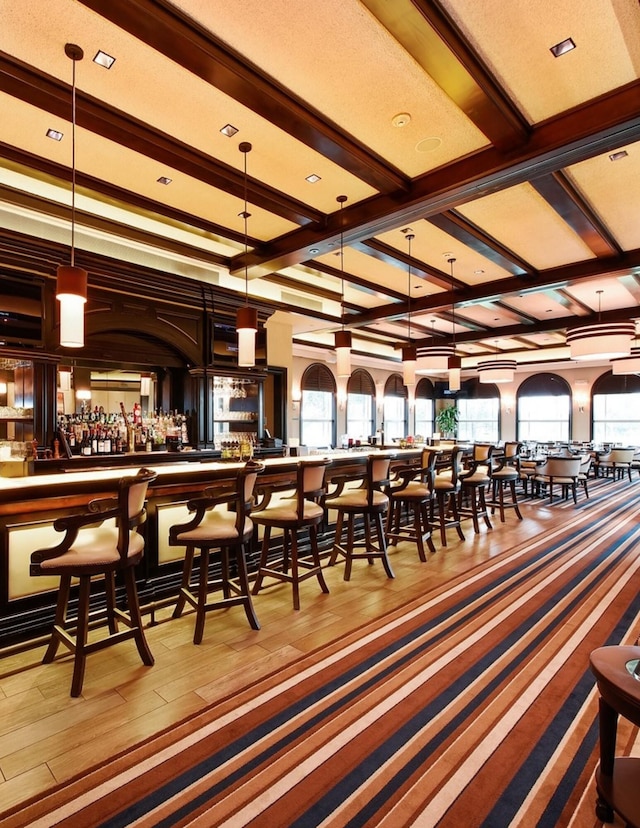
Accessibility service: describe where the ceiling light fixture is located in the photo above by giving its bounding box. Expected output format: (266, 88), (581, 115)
(611, 348), (640, 375)
(157, 176), (172, 185)
(416, 318), (453, 374)
(93, 50), (115, 69)
(46, 128), (63, 141)
(305, 174), (321, 183)
(236, 142), (258, 368)
(56, 43), (87, 349)
(566, 290), (634, 360)
(609, 150), (628, 162)
(220, 124), (239, 137)
(401, 231), (416, 389)
(58, 365), (72, 391)
(447, 257), (461, 392)
(334, 195), (351, 378)
(478, 341), (517, 383)
(140, 372), (152, 397)
(392, 112), (411, 128)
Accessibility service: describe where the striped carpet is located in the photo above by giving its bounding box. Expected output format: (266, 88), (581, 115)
(5, 477), (640, 828)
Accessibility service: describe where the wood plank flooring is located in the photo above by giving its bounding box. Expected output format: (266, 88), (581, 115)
(0, 499), (568, 815)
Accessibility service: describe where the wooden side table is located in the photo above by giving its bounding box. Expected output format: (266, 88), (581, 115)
(589, 646), (640, 826)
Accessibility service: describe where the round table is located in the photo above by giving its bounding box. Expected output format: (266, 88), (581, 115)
(589, 646), (640, 826)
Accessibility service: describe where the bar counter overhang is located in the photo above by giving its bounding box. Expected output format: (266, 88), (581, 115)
(0, 449), (422, 647)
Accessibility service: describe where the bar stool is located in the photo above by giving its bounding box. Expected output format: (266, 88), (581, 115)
(251, 458), (330, 610)
(325, 455), (392, 580)
(169, 461), (264, 643)
(430, 445), (466, 546)
(488, 441), (523, 522)
(458, 443), (494, 534)
(385, 448), (437, 561)
(30, 468), (157, 697)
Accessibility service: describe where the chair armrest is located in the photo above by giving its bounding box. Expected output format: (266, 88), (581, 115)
(88, 496), (118, 514)
(31, 507), (119, 565)
(326, 472), (366, 499)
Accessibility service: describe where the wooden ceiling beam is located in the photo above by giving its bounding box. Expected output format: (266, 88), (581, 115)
(77, 0), (408, 194)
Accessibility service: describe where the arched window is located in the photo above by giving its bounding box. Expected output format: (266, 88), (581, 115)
(346, 368), (375, 441)
(517, 373), (570, 442)
(592, 371), (640, 444)
(383, 373), (407, 441)
(456, 378), (499, 443)
(300, 363), (336, 448)
(414, 378), (435, 439)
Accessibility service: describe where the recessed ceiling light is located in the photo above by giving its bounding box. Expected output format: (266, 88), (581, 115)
(609, 150), (628, 161)
(550, 37), (576, 57)
(309, 248), (319, 254)
(157, 176), (172, 185)
(305, 174), (321, 183)
(392, 112), (411, 128)
(220, 124), (238, 137)
(474, 269), (485, 275)
(46, 128), (63, 141)
(93, 50), (116, 69)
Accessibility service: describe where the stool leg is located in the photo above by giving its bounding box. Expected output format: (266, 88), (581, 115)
(344, 514), (355, 581)
(193, 548), (209, 644)
(252, 528), (271, 595)
(510, 480), (523, 519)
(412, 502), (426, 562)
(290, 530), (300, 610)
(71, 575), (91, 697)
(124, 566), (154, 666)
(479, 486), (493, 529)
(374, 512), (394, 579)
(363, 515), (375, 565)
(309, 525), (330, 595)
(43, 574), (71, 664)
(421, 501), (437, 555)
(173, 545), (195, 618)
(328, 511), (344, 566)
(236, 543), (260, 630)
(450, 493), (465, 541)
(104, 571), (118, 634)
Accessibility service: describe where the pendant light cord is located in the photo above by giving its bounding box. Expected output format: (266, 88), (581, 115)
(406, 232), (414, 339)
(337, 195), (347, 331)
(449, 257), (456, 348)
(239, 142), (252, 307)
(64, 43), (84, 266)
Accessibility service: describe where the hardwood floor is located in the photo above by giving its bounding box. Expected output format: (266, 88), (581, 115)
(0, 500), (560, 815)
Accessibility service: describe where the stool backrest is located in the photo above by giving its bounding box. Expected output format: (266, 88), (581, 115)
(543, 457), (581, 478)
(118, 467), (157, 560)
(610, 448), (635, 463)
(473, 443), (494, 463)
(503, 441), (522, 462)
(296, 458), (330, 515)
(366, 455), (391, 505)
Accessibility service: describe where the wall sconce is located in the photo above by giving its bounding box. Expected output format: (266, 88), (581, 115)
(75, 388), (91, 401)
(574, 379), (589, 413)
(503, 394), (515, 414)
(291, 389), (301, 410)
(338, 389), (347, 411)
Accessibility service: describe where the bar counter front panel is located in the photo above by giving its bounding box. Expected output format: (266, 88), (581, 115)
(0, 450), (422, 646)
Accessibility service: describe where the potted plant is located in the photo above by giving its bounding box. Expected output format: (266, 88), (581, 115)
(435, 404), (458, 439)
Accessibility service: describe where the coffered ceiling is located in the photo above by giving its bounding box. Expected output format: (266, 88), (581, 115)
(1, 0), (639, 372)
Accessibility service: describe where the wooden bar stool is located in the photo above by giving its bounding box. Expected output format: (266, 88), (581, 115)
(325, 455), (392, 580)
(431, 445), (466, 546)
(385, 448), (437, 561)
(488, 441), (523, 522)
(458, 443), (494, 534)
(30, 468), (157, 697)
(169, 461), (264, 643)
(251, 458), (330, 610)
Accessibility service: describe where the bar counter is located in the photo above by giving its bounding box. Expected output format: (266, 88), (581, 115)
(0, 448), (421, 647)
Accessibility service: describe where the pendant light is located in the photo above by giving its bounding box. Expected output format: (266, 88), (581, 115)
(478, 341), (516, 383)
(401, 231), (417, 388)
(56, 43), (87, 349)
(566, 290), (634, 360)
(447, 257), (461, 392)
(58, 365), (72, 391)
(236, 141), (258, 367)
(334, 195), (352, 378)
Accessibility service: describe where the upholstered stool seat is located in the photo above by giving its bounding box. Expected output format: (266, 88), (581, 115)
(533, 456), (582, 503)
(251, 459), (330, 610)
(326, 455), (392, 580)
(30, 468), (157, 697)
(169, 461), (264, 643)
(386, 449), (437, 561)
